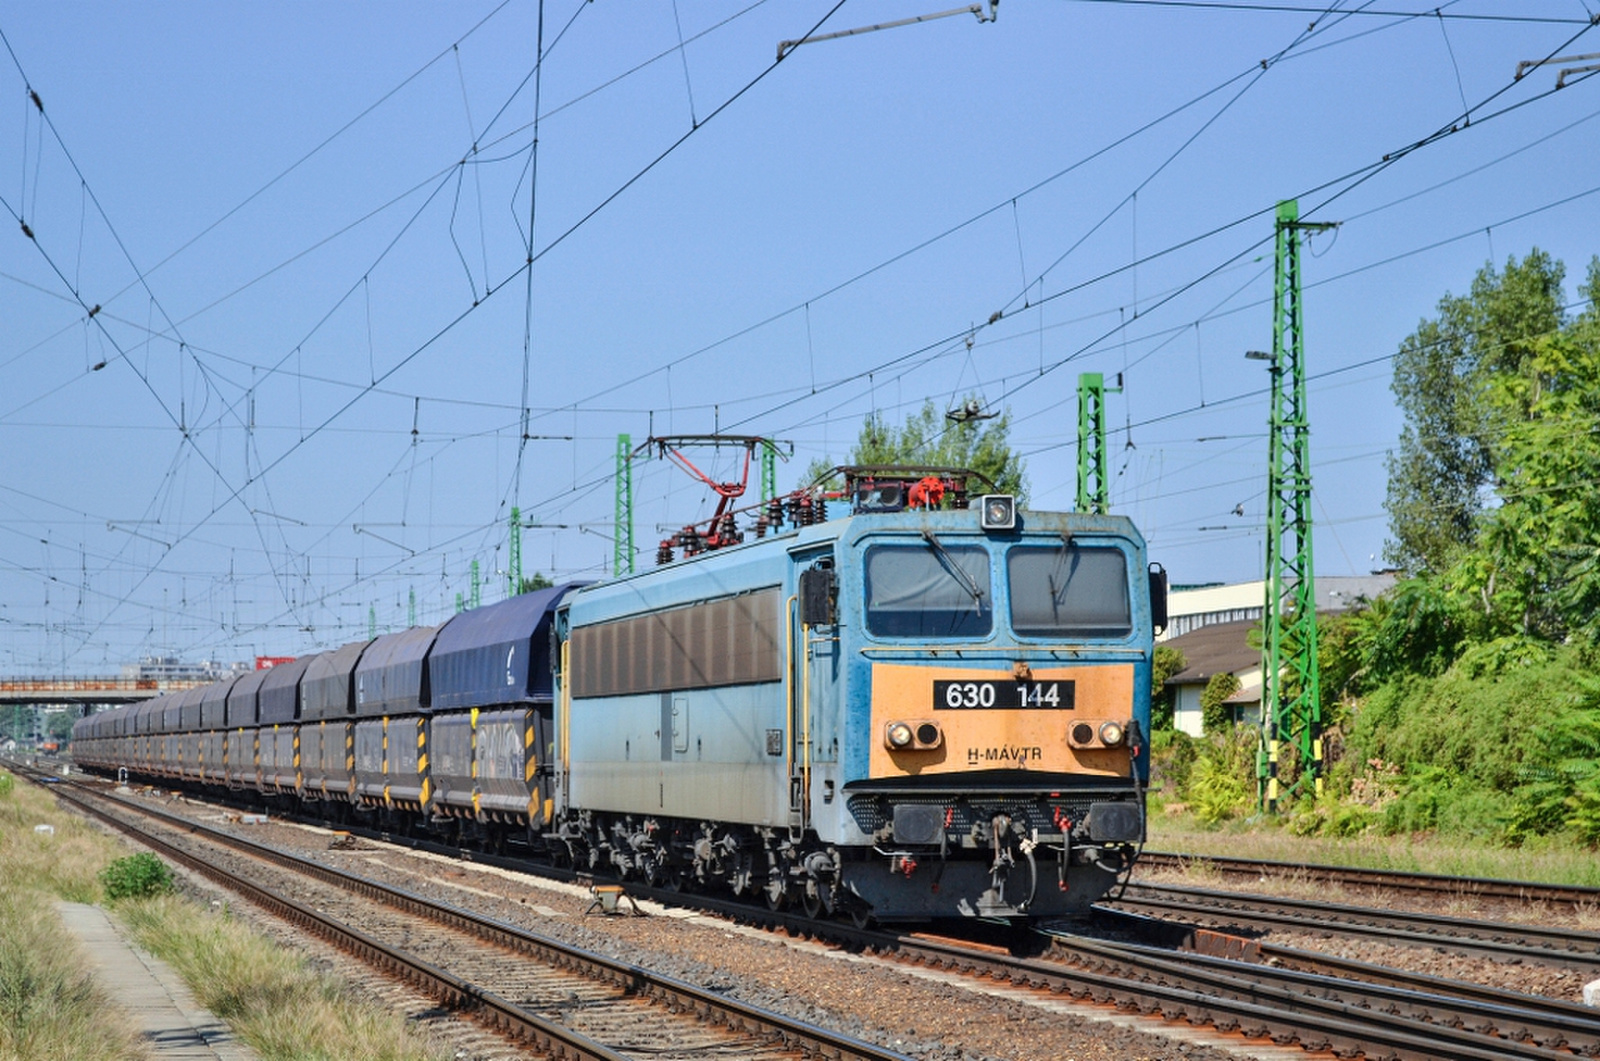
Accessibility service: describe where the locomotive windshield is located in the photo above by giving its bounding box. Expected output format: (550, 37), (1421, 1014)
(1007, 542), (1132, 638)
(864, 542), (992, 637)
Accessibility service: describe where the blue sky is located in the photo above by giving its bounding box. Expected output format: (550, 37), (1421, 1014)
(2, 1), (1597, 672)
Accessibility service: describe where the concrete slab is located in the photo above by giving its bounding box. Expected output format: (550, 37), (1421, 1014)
(55, 901), (258, 1061)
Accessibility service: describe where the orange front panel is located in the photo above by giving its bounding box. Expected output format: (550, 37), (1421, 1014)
(868, 661), (1134, 779)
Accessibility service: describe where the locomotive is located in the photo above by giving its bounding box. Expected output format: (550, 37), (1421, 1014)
(74, 470), (1165, 921)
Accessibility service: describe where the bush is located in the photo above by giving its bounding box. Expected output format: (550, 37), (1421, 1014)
(1151, 730), (1199, 795)
(100, 853), (174, 901)
(1199, 672), (1242, 734)
(1185, 729), (1257, 825)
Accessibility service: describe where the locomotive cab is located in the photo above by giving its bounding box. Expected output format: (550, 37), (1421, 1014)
(804, 499), (1156, 919)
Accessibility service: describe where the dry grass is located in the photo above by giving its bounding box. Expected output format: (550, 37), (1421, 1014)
(1149, 812), (1600, 886)
(0, 770), (444, 1061)
(117, 896), (446, 1061)
(0, 890), (150, 1061)
(0, 771), (147, 1060)
(0, 775), (118, 903)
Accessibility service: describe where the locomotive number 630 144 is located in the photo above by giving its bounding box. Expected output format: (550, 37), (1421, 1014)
(934, 680), (1075, 711)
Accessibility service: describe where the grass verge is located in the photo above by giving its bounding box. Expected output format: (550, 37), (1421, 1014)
(1148, 811), (1600, 886)
(117, 896), (445, 1061)
(0, 768), (446, 1061)
(0, 770), (147, 1060)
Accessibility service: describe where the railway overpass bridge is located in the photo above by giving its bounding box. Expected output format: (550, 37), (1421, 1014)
(0, 677), (204, 707)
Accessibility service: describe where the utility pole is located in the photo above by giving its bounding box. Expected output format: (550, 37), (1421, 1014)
(470, 560), (481, 610)
(615, 434), (634, 576)
(408, 586), (416, 628)
(1076, 372), (1120, 514)
(1258, 199), (1336, 813)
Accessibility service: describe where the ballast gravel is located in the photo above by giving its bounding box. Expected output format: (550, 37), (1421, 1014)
(94, 785), (1589, 1060)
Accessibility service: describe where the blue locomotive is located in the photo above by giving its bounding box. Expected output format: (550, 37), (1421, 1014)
(73, 472), (1164, 921)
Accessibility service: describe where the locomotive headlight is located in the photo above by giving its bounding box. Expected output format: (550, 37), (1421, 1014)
(886, 722), (914, 749)
(1099, 721), (1126, 746)
(978, 494), (1016, 531)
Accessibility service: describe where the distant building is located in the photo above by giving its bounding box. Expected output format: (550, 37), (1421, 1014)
(1160, 573), (1397, 737)
(1160, 573), (1397, 642)
(119, 656), (250, 685)
(1163, 619), (1264, 737)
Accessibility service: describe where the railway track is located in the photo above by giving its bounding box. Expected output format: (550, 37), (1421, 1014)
(38, 775), (913, 1061)
(1138, 849), (1600, 909)
(1037, 923), (1599, 1060)
(39, 771), (1600, 1061)
(1112, 880), (1600, 971)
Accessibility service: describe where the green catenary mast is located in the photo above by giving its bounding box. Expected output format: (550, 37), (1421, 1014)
(1259, 199), (1335, 812)
(760, 440), (777, 506)
(1075, 372), (1121, 514)
(508, 507), (522, 599)
(615, 434), (634, 576)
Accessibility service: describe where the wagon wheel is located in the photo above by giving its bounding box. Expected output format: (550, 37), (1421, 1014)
(801, 883), (826, 920)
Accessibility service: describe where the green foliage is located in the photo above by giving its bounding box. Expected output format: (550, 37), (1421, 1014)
(1184, 729), (1257, 825)
(1151, 729), (1198, 795)
(1505, 692), (1600, 845)
(1356, 579), (1468, 683)
(47, 710), (75, 742)
(1332, 251), (1600, 845)
(1288, 795), (1378, 838)
(1463, 311), (1600, 642)
(100, 852), (175, 902)
(1150, 646), (1186, 731)
(1382, 249), (1600, 644)
(1198, 671), (1241, 734)
(803, 396), (1026, 500)
(0, 772), (12, 799)
(519, 572), (553, 594)
(1384, 250), (1568, 573)
(1346, 647), (1600, 844)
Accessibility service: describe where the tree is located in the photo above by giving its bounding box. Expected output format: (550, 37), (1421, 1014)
(1199, 671), (1242, 733)
(1461, 258), (1600, 641)
(804, 397), (1026, 500)
(519, 572), (553, 594)
(1384, 251), (1568, 573)
(47, 710), (76, 742)
(1150, 645), (1186, 731)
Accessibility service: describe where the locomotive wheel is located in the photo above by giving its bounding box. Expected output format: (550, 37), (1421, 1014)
(801, 886), (824, 919)
(763, 871), (787, 910)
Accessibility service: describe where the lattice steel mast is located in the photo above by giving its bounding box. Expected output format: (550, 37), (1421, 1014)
(615, 434), (634, 576)
(1076, 372), (1121, 514)
(1259, 199), (1335, 812)
(508, 506), (522, 598)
